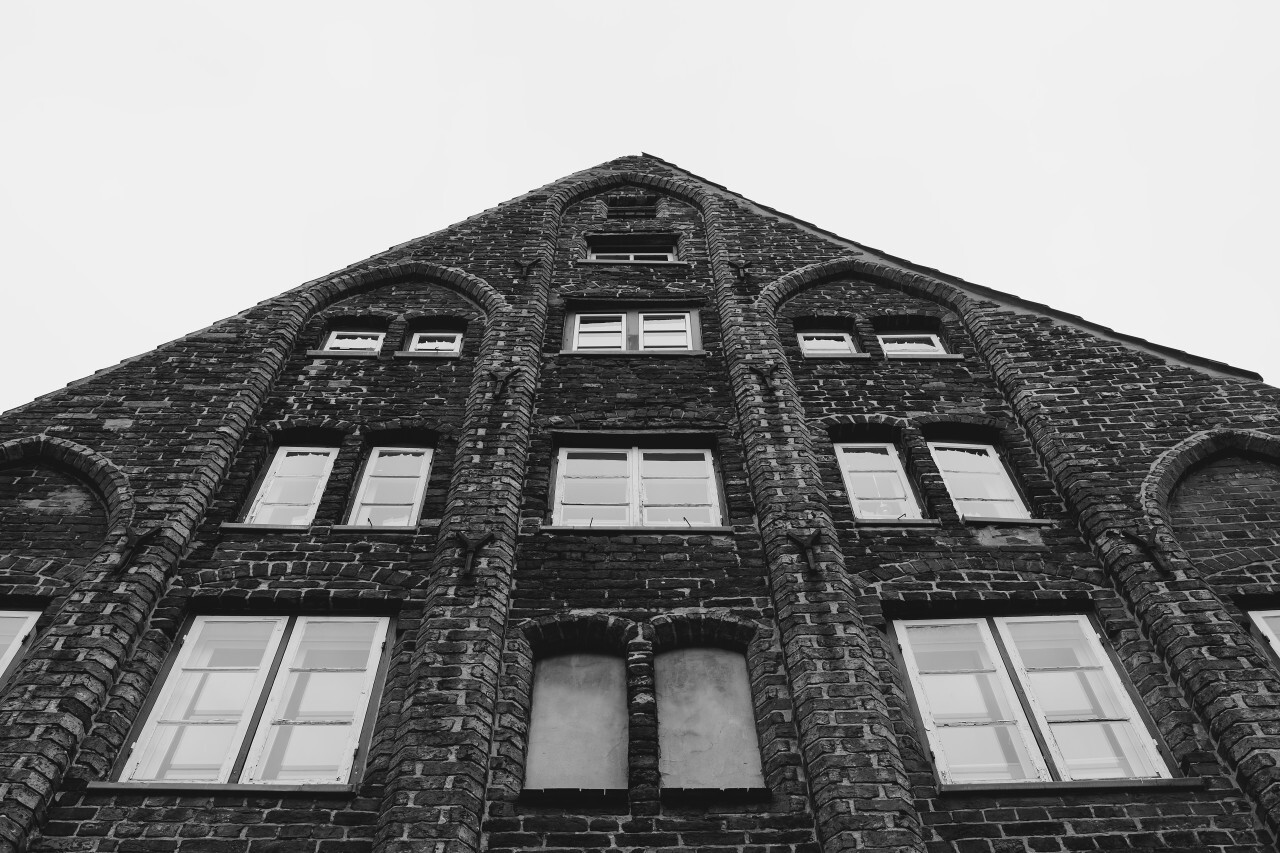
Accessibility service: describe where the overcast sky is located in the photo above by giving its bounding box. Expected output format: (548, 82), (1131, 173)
(2, 2), (1276, 414)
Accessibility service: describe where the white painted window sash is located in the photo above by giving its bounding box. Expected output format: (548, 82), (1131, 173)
(798, 331), (857, 355)
(242, 616), (389, 784)
(638, 312), (692, 351)
(834, 443), (922, 520)
(994, 614), (1169, 781)
(877, 332), (946, 354)
(638, 449), (718, 527)
(928, 441), (1030, 519)
(244, 447), (337, 526)
(572, 313), (627, 351)
(1253, 610), (1280, 658)
(323, 330), (385, 352)
(408, 331), (463, 354)
(122, 616), (289, 783)
(346, 447), (433, 527)
(897, 617), (1051, 784)
(0, 611), (40, 682)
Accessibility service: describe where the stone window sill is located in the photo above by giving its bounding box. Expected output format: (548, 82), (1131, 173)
(938, 777), (1204, 795)
(519, 787), (627, 807)
(574, 259), (691, 267)
(854, 518), (942, 528)
(803, 353), (873, 360)
(392, 351), (461, 359)
(220, 522), (428, 534)
(86, 781), (359, 796)
(659, 786), (771, 803)
(539, 525), (735, 535)
(962, 517), (1054, 526)
(557, 349), (708, 357)
(883, 353), (965, 361)
(304, 349), (380, 358)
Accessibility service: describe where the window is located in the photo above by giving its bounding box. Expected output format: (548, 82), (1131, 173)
(928, 442), (1029, 520)
(878, 332), (946, 356)
(896, 615), (1168, 785)
(0, 611), (39, 682)
(553, 447), (721, 528)
(323, 331), (385, 353)
(797, 330), (858, 356)
(525, 654), (628, 789)
(120, 615), (389, 785)
(407, 331), (462, 354)
(244, 447), (337, 526)
(347, 447), (432, 527)
(835, 443), (921, 520)
(656, 648), (765, 789)
(1251, 610), (1280, 659)
(567, 309), (699, 353)
(585, 234), (677, 262)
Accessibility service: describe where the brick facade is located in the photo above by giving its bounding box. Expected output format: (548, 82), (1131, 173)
(2, 155), (1279, 853)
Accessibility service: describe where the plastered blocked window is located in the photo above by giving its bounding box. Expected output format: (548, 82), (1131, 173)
(525, 654), (628, 789)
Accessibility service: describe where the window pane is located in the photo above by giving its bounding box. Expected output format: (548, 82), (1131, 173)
(644, 505), (715, 526)
(326, 332), (382, 351)
(410, 333), (460, 352)
(1004, 620), (1101, 669)
(641, 331), (690, 348)
(562, 478), (629, 505)
(360, 477), (420, 505)
(642, 478), (710, 505)
(944, 472), (1017, 501)
(560, 505), (630, 525)
(526, 655), (628, 789)
(276, 671), (367, 720)
(578, 316), (623, 331)
(881, 334), (942, 353)
(839, 446), (891, 469)
(1049, 721), (1160, 779)
(578, 332), (624, 348)
(255, 723), (352, 782)
(656, 648), (764, 789)
(920, 672), (1019, 724)
(1027, 670), (1128, 720)
(640, 452), (707, 476)
(261, 477), (326, 505)
(131, 723), (240, 782)
(189, 621), (279, 668)
(292, 621), (380, 669)
(846, 472), (907, 501)
(1259, 612), (1280, 641)
(564, 452), (628, 477)
(370, 450), (429, 477)
(936, 725), (1039, 782)
(854, 498), (915, 519)
(904, 623), (994, 672)
(641, 315), (686, 331)
(801, 333), (855, 353)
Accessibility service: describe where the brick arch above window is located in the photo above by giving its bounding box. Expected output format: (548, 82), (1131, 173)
(518, 612), (642, 658)
(0, 435), (134, 537)
(755, 256), (969, 317)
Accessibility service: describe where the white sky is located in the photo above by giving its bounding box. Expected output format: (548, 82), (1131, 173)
(2, 2), (1277, 414)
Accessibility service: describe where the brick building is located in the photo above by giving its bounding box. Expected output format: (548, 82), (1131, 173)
(2, 154), (1280, 853)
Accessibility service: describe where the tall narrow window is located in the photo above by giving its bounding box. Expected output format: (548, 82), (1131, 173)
(928, 442), (1029, 520)
(656, 648), (765, 789)
(323, 331), (385, 353)
(0, 611), (39, 682)
(573, 314), (626, 351)
(244, 447), (337, 526)
(121, 615), (389, 785)
(347, 447), (432, 527)
(639, 313), (692, 350)
(896, 615), (1168, 785)
(525, 654), (628, 789)
(835, 443), (921, 520)
(553, 447), (721, 528)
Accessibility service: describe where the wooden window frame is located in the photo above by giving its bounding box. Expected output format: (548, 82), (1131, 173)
(834, 442), (922, 520)
(877, 331), (946, 356)
(407, 331), (463, 354)
(322, 330), (386, 353)
(243, 446), (338, 527)
(345, 446), (433, 527)
(0, 610), (40, 685)
(797, 330), (858, 356)
(927, 441), (1031, 520)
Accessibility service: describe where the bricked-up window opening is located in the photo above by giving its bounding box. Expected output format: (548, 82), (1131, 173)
(878, 332), (946, 356)
(568, 309), (700, 353)
(347, 447), (432, 527)
(835, 443), (922, 520)
(120, 615), (389, 785)
(407, 331), (462, 354)
(655, 648), (765, 789)
(928, 442), (1030, 520)
(525, 654), (628, 789)
(243, 447), (337, 526)
(896, 615), (1169, 785)
(585, 234), (677, 262)
(0, 611), (39, 685)
(553, 447), (721, 527)
(798, 330), (858, 356)
(323, 330), (385, 352)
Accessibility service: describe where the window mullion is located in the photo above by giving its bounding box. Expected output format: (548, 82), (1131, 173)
(229, 617), (298, 782)
(626, 310), (640, 351)
(989, 617), (1063, 781)
(629, 447), (642, 526)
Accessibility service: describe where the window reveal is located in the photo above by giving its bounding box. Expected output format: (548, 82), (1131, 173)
(244, 447), (337, 527)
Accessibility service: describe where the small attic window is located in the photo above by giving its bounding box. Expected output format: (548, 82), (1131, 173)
(605, 192), (659, 219)
(585, 233), (677, 263)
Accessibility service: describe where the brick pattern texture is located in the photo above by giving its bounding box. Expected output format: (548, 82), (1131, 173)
(0, 155), (1278, 853)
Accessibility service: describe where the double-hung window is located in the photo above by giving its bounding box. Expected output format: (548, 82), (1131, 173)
(878, 332), (946, 356)
(835, 443), (921, 520)
(323, 331), (385, 353)
(407, 331), (462, 354)
(121, 615), (389, 785)
(896, 615), (1168, 785)
(798, 330), (858, 356)
(569, 310), (698, 353)
(347, 447), (432, 527)
(244, 447), (337, 526)
(0, 611), (39, 682)
(553, 447), (721, 528)
(928, 442), (1029, 520)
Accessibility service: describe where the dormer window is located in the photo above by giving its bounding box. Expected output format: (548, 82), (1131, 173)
(585, 234), (677, 263)
(323, 330), (385, 353)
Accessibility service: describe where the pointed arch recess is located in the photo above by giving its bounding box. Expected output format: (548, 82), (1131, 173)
(754, 256), (969, 317)
(0, 435), (134, 536)
(546, 171), (716, 218)
(304, 261), (509, 319)
(1141, 428), (1280, 527)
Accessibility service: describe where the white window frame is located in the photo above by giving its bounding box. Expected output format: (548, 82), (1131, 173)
(407, 331), (463, 354)
(0, 610), (40, 683)
(878, 332), (946, 356)
(346, 447), (433, 527)
(834, 443), (922, 520)
(552, 446), (721, 528)
(927, 441), (1030, 520)
(568, 309), (698, 353)
(244, 447), (337, 527)
(1251, 610), (1280, 660)
(322, 330), (385, 353)
(897, 614), (1169, 785)
(797, 330), (858, 356)
(585, 237), (677, 262)
(121, 615), (389, 786)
